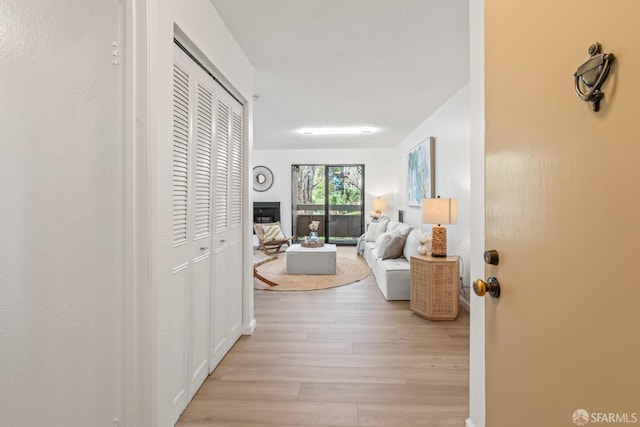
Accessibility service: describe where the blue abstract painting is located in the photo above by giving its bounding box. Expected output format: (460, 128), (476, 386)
(407, 137), (434, 206)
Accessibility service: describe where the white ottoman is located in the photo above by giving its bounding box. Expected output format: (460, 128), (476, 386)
(286, 244), (337, 275)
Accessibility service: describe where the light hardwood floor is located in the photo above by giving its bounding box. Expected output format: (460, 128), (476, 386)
(177, 250), (470, 427)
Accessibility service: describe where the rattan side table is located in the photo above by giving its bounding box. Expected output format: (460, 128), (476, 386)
(410, 254), (460, 320)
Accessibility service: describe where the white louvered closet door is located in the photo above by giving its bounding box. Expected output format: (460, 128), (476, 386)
(169, 57), (190, 420)
(186, 72), (214, 402)
(169, 45), (217, 421)
(210, 87), (244, 370)
(227, 101), (244, 342)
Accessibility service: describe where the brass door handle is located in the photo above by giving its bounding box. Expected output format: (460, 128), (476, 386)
(473, 277), (501, 298)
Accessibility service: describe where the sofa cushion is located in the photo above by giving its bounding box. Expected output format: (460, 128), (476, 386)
(403, 228), (421, 260)
(362, 240), (411, 301)
(364, 241), (377, 251)
(363, 241), (378, 266)
(386, 221), (401, 233)
(376, 258), (411, 300)
(375, 231), (399, 257)
(262, 224), (285, 241)
(380, 257), (410, 270)
(365, 221), (387, 242)
(396, 223), (413, 237)
(382, 235), (406, 260)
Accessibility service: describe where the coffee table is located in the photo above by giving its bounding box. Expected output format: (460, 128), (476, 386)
(286, 243), (337, 275)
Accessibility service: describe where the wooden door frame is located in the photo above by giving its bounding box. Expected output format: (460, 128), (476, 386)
(122, 0), (153, 425)
(467, 1), (486, 427)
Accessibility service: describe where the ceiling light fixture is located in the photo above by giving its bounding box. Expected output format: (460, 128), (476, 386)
(299, 127), (378, 135)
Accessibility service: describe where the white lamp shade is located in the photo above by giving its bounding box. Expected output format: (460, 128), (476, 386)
(371, 197), (387, 212)
(422, 198), (458, 225)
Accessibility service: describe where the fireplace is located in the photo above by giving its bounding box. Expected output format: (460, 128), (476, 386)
(253, 202), (280, 224)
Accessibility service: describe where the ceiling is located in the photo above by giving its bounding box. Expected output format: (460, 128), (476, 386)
(210, 0), (470, 150)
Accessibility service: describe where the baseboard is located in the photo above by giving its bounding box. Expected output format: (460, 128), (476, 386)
(242, 318), (256, 335)
(460, 295), (470, 312)
(466, 418), (476, 427)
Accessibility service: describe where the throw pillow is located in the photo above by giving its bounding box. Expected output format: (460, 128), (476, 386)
(262, 224), (284, 242)
(396, 223), (413, 237)
(375, 231), (399, 258)
(382, 235), (407, 260)
(403, 228), (421, 260)
(365, 221), (388, 242)
(386, 221), (401, 233)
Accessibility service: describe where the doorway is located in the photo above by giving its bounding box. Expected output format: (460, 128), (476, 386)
(291, 164), (364, 245)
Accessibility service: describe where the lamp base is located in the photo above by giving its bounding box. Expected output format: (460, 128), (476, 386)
(431, 225), (447, 257)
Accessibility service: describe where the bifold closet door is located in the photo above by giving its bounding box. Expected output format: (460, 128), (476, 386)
(169, 42), (246, 421)
(169, 45), (216, 419)
(210, 86), (244, 371)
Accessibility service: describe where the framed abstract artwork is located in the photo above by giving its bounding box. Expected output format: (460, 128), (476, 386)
(406, 137), (435, 206)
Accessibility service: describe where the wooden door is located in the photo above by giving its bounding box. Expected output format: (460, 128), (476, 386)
(484, 2), (640, 426)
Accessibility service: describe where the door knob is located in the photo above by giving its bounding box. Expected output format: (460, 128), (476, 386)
(473, 277), (501, 298)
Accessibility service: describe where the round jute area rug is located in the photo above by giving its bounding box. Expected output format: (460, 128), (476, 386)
(255, 252), (371, 291)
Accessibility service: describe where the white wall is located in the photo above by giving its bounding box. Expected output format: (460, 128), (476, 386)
(0, 1), (124, 425)
(252, 148), (400, 236)
(148, 1), (254, 425)
(468, 0), (485, 426)
(396, 84), (472, 292)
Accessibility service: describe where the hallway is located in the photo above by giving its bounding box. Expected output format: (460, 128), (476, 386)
(177, 266), (470, 426)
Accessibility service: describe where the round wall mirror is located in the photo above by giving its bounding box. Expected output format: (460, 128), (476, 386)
(252, 166), (274, 192)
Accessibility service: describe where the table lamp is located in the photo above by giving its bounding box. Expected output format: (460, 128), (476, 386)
(371, 197), (387, 218)
(422, 196), (457, 257)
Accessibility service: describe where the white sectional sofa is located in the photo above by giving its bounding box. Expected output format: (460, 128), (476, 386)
(359, 219), (424, 301)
